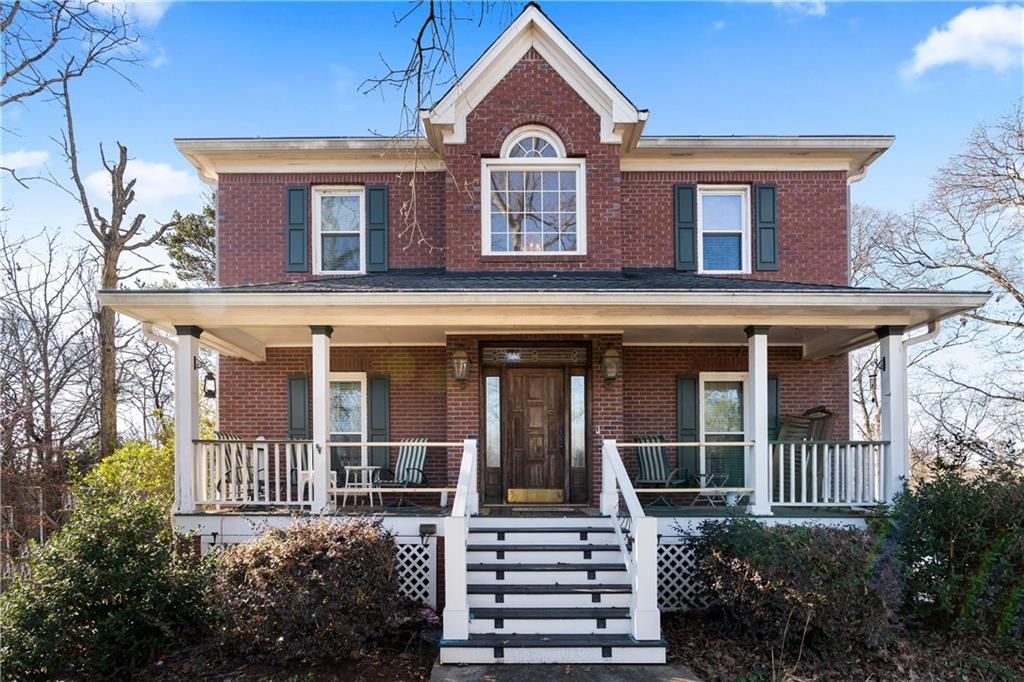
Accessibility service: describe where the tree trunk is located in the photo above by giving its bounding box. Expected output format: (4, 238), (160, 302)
(98, 255), (119, 458)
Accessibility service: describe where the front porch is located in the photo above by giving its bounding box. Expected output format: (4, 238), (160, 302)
(98, 275), (986, 664)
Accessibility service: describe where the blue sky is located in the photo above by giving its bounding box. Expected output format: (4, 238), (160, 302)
(3, 1), (1022, 249)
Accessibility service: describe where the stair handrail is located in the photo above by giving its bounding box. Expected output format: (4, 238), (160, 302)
(601, 439), (661, 641)
(451, 438), (479, 518)
(443, 438), (478, 642)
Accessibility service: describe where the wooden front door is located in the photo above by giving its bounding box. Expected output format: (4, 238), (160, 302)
(505, 367), (565, 503)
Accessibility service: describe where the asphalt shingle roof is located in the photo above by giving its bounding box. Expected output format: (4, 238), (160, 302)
(201, 269), (892, 294)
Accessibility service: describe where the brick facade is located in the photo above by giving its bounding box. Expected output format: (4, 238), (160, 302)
(217, 172), (445, 287)
(442, 49), (623, 271)
(219, 346), (448, 484)
(621, 171), (850, 285)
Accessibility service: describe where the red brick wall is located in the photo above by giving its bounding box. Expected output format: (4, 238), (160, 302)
(622, 345), (849, 481)
(218, 346), (448, 483)
(218, 342), (848, 501)
(621, 171), (849, 285)
(217, 172), (445, 286)
(442, 48), (623, 271)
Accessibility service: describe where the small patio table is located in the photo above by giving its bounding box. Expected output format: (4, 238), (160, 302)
(340, 465), (382, 508)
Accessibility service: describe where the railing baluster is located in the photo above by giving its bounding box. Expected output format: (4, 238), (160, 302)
(799, 442), (807, 504)
(811, 442), (818, 504)
(788, 444), (795, 504)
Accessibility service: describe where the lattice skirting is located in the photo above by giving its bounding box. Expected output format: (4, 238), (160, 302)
(395, 537), (437, 608)
(658, 538), (710, 612)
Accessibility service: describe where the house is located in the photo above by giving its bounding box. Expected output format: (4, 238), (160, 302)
(98, 4), (988, 665)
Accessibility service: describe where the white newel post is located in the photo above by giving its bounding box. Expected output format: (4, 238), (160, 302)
(310, 325), (333, 514)
(632, 516), (661, 640)
(746, 326), (772, 516)
(173, 325), (201, 513)
(442, 514), (470, 640)
(877, 326), (908, 504)
(600, 440), (619, 516)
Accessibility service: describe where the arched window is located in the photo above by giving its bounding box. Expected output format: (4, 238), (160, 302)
(482, 126), (585, 255)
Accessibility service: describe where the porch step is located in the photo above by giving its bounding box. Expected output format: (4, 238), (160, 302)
(467, 562), (626, 572)
(438, 634), (667, 665)
(471, 607), (629, 619)
(467, 583), (631, 595)
(469, 525), (614, 534)
(467, 544), (619, 552)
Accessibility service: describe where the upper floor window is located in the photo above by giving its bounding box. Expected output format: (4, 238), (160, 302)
(313, 187), (364, 274)
(482, 126), (586, 255)
(698, 186), (750, 274)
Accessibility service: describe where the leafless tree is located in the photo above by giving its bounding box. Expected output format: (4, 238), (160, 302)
(851, 102), (1024, 464)
(361, 1), (519, 252)
(1, 1), (139, 186)
(50, 79), (174, 458)
(0, 228), (97, 555)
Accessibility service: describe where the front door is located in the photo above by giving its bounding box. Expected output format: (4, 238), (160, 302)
(505, 367), (565, 503)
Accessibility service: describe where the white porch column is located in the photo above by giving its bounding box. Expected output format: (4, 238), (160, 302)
(173, 325), (201, 513)
(746, 326), (772, 516)
(310, 325), (333, 514)
(877, 326), (909, 503)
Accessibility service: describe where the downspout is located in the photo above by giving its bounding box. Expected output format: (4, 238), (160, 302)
(142, 322), (177, 349)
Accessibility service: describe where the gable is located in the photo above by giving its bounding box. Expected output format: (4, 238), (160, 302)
(421, 3), (646, 151)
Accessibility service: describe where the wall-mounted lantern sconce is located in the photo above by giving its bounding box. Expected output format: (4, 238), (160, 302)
(203, 371), (217, 399)
(602, 348), (622, 380)
(452, 350), (470, 382)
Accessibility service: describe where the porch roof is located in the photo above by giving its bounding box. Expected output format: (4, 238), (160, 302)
(98, 270), (988, 362)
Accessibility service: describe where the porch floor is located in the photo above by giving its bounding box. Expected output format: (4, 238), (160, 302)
(184, 504), (880, 519)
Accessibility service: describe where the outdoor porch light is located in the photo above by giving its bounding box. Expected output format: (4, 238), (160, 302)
(203, 371), (217, 399)
(602, 348), (622, 380)
(451, 350), (470, 382)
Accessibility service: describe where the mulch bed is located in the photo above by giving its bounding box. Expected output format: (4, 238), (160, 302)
(664, 611), (1024, 681)
(136, 632), (439, 681)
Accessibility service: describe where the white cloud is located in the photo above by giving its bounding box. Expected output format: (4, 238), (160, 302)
(772, 0), (827, 19)
(150, 45), (168, 68)
(712, 20), (727, 31)
(903, 5), (1024, 79)
(99, 1), (172, 27)
(85, 159), (202, 205)
(2, 149), (50, 170)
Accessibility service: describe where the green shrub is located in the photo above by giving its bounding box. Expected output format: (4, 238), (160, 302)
(0, 492), (209, 680)
(880, 468), (1024, 638)
(82, 439), (174, 507)
(689, 518), (903, 650)
(210, 517), (401, 663)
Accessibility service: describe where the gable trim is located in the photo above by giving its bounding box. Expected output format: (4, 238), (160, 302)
(421, 4), (644, 150)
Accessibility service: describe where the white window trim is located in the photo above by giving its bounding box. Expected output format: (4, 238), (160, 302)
(698, 371), (748, 479)
(697, 185), (751, 275)
(328, 371), (368, 466)
(312, 186), (365, 275)
(500, 125), (568, 158)
(480, 157), (587, 256)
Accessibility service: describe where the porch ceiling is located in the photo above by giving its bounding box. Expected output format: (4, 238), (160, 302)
(99, 287), (989, 361)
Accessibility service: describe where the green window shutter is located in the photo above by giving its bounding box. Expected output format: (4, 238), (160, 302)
(367, 374), (390, 469)
(285, 186), (309, 273)
(674, 184), (697, 271)
(755, 184), (778, 271)
(365, 185), (389, 273)
(676, 375), (699, 480)
(287, 374), (310, 439)
(768, 375), (780, 441)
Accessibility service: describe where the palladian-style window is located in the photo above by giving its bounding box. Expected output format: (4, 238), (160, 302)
(482, 126), (586, 255)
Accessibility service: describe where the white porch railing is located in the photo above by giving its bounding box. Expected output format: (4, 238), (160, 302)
(442, 439), (479, 641)
(771, 440), (890, 507)
(601, 440), (661, 642)
(194, 439), (315, 507)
